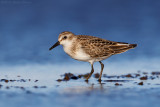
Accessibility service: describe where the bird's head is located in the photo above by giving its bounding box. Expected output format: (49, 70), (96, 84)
(49, 31), (75, 50)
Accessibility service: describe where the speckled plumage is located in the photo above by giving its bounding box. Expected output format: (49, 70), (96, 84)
(49, 31), (137, 81)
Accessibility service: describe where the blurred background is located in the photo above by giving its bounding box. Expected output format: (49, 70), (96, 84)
(0, 1), (160, 107)
(0, 0), (160, 65)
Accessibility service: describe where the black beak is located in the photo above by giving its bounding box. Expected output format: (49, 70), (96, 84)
(49, 41), (60, 50)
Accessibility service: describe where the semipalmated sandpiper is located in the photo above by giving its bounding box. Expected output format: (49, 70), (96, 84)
(49, 31), (137, 81)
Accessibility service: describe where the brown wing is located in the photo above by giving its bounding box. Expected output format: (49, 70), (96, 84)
(77, 35), (137, 58)
(77, 35), (115, 58)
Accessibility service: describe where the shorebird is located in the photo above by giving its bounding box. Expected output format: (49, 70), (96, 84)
(49, 31), (137, 81)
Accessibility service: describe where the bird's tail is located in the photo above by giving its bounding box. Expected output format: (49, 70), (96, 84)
(129, 44), (137, 48)
(110, 42), (137, 54)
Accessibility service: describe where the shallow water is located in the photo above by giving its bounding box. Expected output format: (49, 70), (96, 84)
(0, 60), (160, 107)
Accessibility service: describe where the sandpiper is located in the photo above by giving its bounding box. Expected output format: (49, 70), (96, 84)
(49, 31), (137, 81)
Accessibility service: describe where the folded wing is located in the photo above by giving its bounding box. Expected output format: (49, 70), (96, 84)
(79, 36), (137, 58)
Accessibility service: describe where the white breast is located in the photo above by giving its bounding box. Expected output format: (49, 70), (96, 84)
(62, 41), (91, 62)
(72, 48), (91, 62)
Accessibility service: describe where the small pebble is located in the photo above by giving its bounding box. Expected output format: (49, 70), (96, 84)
(138, 82), (143, 85)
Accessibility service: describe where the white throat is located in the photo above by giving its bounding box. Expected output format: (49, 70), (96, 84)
(61, 40), (73, 55)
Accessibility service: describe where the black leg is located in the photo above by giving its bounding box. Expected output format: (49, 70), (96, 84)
(98, 61), (104, 81)
(86, 64), (94, 80)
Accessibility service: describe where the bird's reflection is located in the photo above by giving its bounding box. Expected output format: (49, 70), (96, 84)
(84, 79), (105, 91)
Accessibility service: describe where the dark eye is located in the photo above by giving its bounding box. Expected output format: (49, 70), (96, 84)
(63, 36), (67, 39)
